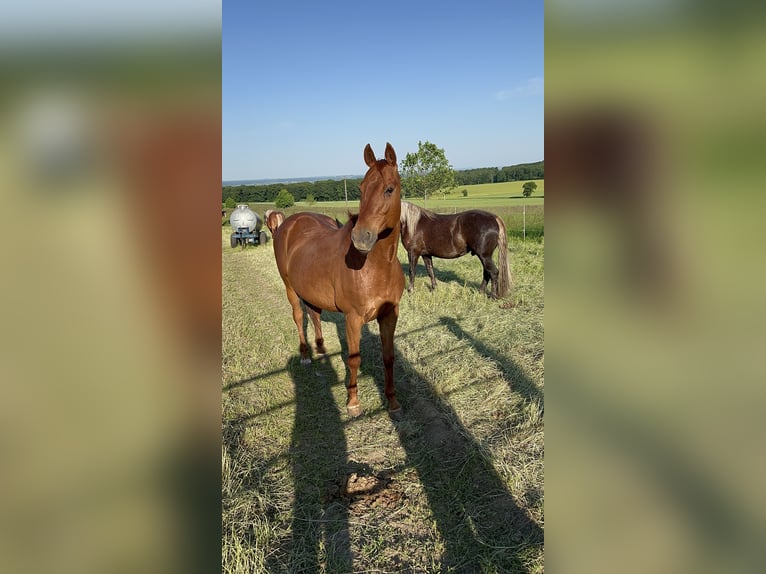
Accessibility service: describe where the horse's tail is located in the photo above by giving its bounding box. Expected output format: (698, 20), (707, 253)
(495, 215), (512, 298)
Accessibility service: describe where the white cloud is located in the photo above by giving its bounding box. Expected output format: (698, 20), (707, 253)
(495, 77), (544, 100)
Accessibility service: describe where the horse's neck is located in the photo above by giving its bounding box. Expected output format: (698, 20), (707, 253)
(376, 223), (401, 264)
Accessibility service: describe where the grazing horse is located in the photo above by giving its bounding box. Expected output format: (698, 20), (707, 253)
(272, 143), (405, 416)
(399, 201), (511, 298)
(264, 209), (285, 236)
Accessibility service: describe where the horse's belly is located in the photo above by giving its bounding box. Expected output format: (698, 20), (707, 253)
(287, 265), (340, 311)
(425, 244), (467, 259)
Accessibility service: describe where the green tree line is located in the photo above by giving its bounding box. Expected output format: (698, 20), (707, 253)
(223, 161), (543, 204)
(454, 161), (544, 186)
(223, 178), (362, 204)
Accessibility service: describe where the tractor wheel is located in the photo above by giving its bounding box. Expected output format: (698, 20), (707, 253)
(259, 231), (268, 245)
(230, 234), (238, 248)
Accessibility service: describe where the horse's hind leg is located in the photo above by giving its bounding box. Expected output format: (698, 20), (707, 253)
(305, 303), (327, 356)
(479, 261), (490, 295)
(480, 254), (500, 298)
(285, 287), (312, 364)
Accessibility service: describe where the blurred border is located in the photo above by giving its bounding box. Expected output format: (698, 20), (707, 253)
(0, 4), (221, 574)
(546, 2), (766, 573)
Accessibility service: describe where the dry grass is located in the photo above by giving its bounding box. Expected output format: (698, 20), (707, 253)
(222, 222), (544, 573)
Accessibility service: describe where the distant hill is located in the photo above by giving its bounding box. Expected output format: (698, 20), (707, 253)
(223, 161), (543, 187)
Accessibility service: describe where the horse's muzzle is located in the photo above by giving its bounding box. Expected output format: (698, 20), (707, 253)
(351, 228), (377, 253)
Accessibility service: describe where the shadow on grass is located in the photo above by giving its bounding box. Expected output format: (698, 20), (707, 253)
(354, 322), (544, 572)
(224, 309), (543, 571)
(276, 353), (352, 572)
(439, 316), (544, 411)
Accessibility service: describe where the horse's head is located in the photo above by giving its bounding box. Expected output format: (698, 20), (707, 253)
(351, 143), (401, 254)
(265, 209), (285, 235)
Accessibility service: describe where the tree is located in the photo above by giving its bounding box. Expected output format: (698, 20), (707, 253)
(522, 181), (538, 198)
(305, 193), (315, 205)
(224, 196), (236, 209)
(400, 140), (456, 208)
(275, 188), (295, 209)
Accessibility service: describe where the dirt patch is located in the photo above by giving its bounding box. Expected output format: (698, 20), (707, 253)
(323, 467), (404, 513)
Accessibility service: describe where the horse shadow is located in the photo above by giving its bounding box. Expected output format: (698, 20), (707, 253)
(280, 353), (353, 572)
(438, 316), (544, 411)
(281, 309), (543, 571)
(352, 321), (544, 572)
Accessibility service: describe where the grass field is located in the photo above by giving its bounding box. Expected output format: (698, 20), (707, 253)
(234, 179), (544, 211)
(222, 196), (544, 572)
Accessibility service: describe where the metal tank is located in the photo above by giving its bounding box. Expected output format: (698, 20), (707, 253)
(229, 205), (262, 233)
(229, 205), (268, 247)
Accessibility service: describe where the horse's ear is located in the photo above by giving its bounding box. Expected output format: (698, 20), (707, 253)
(385, 142), (397, 166)
(364, 144), (376, 167)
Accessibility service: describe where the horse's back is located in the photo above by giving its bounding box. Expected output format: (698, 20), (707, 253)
(411, 209), (501, 258)
(416, 212), (466, 258)
(461, 209), (500, 225)
(275, 212), (341, 265)
(458, 210), (501, 254)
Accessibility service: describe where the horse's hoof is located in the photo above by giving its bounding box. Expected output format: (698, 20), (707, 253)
(388, 407), (403, 421)
(347, 404), (362, 418)
(300, 357), (311, 366)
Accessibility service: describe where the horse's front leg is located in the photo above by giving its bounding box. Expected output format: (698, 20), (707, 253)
(378, 305), (401, 415)
(344, 313), (364, 417)
(423, 255), (436, 291)
(407, 250), (419, 293)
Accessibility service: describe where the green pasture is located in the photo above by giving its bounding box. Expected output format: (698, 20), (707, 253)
(222, 215), (544, 572)
(233, 180), (544, 211)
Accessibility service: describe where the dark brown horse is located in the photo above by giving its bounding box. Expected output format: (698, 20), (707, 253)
(273, 143), (405, 416)
(399, 201), (512, 298)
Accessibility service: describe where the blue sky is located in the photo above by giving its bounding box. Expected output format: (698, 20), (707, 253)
(223, 0), (543, 180)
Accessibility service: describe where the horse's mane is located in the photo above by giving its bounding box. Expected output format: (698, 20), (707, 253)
(400, 201), (438, 230)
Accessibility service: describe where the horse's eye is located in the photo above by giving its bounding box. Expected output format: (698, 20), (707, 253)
(384, 186), (394, 196)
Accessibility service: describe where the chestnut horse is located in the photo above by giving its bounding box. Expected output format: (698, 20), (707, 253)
(264, 209), (285, 235)
(399, 201), (512, 298)
(273, 143), (405, 416)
